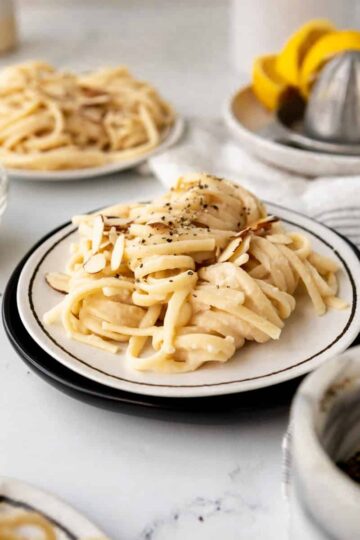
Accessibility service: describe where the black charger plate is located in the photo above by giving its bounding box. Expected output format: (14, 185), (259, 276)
(3, 224), (360, 413)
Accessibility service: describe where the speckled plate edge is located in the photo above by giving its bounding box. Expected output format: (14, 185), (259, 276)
(3, 235), (360, 411)
(14, 202), (360, 399)
(1, 256), (305, 411)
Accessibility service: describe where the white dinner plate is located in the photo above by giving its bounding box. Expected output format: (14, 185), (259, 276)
(0, 476), (107, 538)
(6, 117), (184, 181)
(17, 203), (360, 399)
(224, 86), (360, 177)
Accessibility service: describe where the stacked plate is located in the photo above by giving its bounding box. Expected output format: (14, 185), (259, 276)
(4, 201), (360, 412)
(0, 476), (107, 538)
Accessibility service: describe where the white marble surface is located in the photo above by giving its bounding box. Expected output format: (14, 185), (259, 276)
(0, 2), (288, 538)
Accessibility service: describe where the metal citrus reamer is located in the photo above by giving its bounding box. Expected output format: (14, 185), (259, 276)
(261, 51), (360, 155)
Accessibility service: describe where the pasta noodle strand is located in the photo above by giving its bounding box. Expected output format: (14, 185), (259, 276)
(43, 173), (346, 373)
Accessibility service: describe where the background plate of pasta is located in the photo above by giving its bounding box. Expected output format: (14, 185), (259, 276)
(0, 476), (108, 539)
(15, 174), (360, 399)
(0, 61), (182, 181)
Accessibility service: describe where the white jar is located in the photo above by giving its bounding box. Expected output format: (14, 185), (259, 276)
(230, 0), (359, 76)
(0, 0), (17, 54)
(288, 346), (360, 539)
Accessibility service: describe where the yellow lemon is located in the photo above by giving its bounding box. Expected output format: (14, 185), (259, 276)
(276, 19), (335, 86)
(300, 30), (360, 96)
(252, 54), (288, 111)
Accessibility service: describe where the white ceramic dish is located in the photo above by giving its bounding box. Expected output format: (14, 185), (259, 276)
(16, 202), (360, 399)
(224, 86), (360, 177)
(0, 476), (107, 538)
(6, 117), (184, 181)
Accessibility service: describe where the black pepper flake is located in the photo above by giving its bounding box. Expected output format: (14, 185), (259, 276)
(141, 239), (145, 244)
(169, 279), (173, 282)
(140, 263), (143, 268)
(187, 270), (194, 275)
(166, 239), (172, 243)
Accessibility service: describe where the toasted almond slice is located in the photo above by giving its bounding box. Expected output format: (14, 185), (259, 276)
(45, 272), (70, 294)
(83, 253), (106, 274)
(218, 231), (253, 263)
(108, 226), (118, 245)
(91, 215), (105, 254)
(235, 215), (279, 239)
(218, 237), (243, 262)
(111, 234), (125, 271)
(104, 217), (132, 229)
(147, 220), (170, 231)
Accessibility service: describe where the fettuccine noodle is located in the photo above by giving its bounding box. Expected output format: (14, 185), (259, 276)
(0, 508), (108, 540)
(44, 173), (346, 373)
(0, 61), (174, 170)
(0, 511), (56, 540)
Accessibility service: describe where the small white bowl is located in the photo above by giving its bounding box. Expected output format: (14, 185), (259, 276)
(224, 86), (360, 177)
(288, 346), (360, 539)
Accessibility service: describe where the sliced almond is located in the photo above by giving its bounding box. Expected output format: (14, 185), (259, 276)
(235, 215), (278, 239)
(104, 217), (132, 229)
(147, 220), (169, 231)
(218, 237), (244, 262)
(45, 272), (70, 294)
(111, 234), (125, 271)
(91, 215), (105, 254)
(83, 253), (106, 274)
(218, 230), (253, 263)
(108, 226), (118, 245)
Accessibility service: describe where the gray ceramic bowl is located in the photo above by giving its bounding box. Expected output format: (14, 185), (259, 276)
(288, 346), (360, 539)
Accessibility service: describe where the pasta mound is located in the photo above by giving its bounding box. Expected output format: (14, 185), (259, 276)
(44, 173), (345, 373)
(0, 61), (174, 170)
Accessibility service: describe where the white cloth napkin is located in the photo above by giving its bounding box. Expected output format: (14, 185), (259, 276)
(149, 118), (360, 249)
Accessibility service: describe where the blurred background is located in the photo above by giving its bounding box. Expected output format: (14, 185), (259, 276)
(0, 0), (236, 117)
(4, 0), (358, 119)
